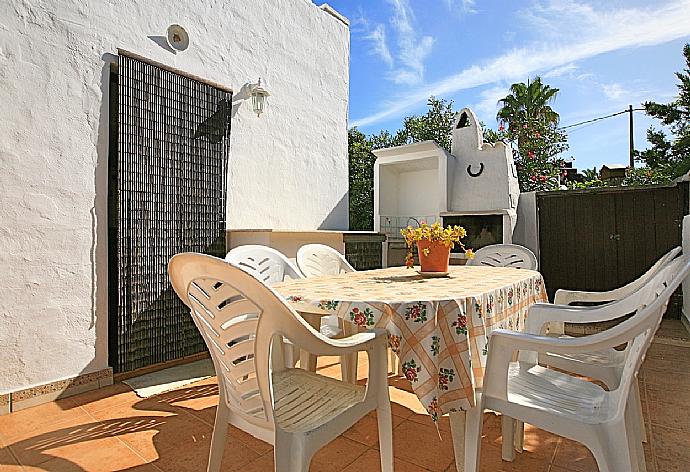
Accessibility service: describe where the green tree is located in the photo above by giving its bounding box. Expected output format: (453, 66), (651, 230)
(497, 77), (560, 139)
(495, 77), (569, 191)
(348, 127), (376, 230)
(582, 167), (598, 181)
(392, 97), (456, 152)
(630, 43), (690, 184)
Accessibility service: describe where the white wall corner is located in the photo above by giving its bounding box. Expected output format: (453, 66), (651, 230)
(319, 3), (350, 26)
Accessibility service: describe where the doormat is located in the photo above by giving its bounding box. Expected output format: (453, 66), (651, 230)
(123, 359), (215, 398)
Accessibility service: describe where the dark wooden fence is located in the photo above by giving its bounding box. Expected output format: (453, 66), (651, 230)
(537, 182), (689, 317)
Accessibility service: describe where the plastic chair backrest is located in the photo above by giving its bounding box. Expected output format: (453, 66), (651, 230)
(169, 253), (320, 429)
(467, 244), (538, 270)
(296, 244), (355, 278)
(226, 245), (303, 285)
(618, 246), (682, 295)
(589, 256), (690, 420)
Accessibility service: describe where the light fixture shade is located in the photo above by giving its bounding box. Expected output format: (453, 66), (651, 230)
(250, 80), (269, 117)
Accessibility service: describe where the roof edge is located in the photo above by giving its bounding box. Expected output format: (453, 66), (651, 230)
(319, 3), (350, 26)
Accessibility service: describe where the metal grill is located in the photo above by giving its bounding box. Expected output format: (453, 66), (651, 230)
(108, 51), (232, 373)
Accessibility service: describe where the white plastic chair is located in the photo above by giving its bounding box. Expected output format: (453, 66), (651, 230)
(226, 245), (304, 367)
(296, 243), (356, 277)
(296, 244), (359, 383)
(526, 246), (682, 447)
(463, 255), (690, 472)
(553, 246), (682, 307)
(227, 244), (357, 376)
(466, 244), (538, 270)
(169, 253), (393, 472)
(225, 245), (303, 285)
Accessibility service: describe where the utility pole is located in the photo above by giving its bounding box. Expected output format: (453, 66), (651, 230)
(629, 104), (635, 168)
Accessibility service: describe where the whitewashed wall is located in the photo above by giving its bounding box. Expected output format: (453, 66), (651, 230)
(0, 0), (349, 392)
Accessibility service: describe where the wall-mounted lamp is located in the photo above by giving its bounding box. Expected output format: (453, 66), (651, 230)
(248, 78), (270, 117)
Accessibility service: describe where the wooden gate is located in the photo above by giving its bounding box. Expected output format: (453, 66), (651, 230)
(537, 183), (689, 317)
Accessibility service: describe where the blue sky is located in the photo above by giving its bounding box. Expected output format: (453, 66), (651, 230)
(326, 0), (690, 170)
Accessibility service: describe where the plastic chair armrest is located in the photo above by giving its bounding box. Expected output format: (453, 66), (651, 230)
(483, 328), (621, 400)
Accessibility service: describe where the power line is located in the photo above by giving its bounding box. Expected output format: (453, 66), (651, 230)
(558, 108), (645, 130)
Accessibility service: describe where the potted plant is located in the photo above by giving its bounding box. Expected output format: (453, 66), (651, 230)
(401, 222), (474, 273)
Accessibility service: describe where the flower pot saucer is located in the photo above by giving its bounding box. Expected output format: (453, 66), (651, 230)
(416, 270), (450, 278)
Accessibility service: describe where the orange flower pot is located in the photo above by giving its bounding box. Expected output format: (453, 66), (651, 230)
(416, 240), (451, 273)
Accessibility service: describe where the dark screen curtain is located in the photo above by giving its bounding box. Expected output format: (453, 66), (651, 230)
(108, 52), (232, 373)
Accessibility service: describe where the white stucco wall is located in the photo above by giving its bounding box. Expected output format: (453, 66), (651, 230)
(449, 108), (519, 213)
(0, 0), (349, 392)
(397, 170), (438, 216)
(513, 192), (540, 261)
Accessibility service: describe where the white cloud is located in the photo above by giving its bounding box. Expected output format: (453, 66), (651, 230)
(602, 83), (626, 101)
(543, 63), (578, 78)
(473, 85), (509, 123)
(352, 0), (690, 128)
(386, 0), (435, 85)
(443, 0), (477, 14)
(365, 24), (394, 67)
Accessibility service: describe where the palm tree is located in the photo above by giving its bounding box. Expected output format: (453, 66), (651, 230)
(583, 167), (598, 181)
(497, 77), (560, 140)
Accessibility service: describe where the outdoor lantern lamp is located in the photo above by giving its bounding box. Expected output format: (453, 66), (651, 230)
(250, 78), (269, 117)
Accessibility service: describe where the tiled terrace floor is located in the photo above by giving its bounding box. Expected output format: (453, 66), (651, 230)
(1, 338), (690, 472)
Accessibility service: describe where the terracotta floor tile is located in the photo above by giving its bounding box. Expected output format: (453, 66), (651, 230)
(226, 425), (273, 456)
(654, 456), (690, 472)
(640, 369), (690, 391)
(407, 411), (452, 433)
(0, 436), (20, 469)
(647, 400), (690, 432)
(392, 419), (455, 472)
(470, 415), (554, 471)
(23, 435), (149, 471)
(3, 413), (108, 466)
(185, 403), (218, 425)
(0, 398), (90, 444)
(316, 365), (344, 381)
(309, 436), (369, 472)
(86, 396), (182, 422)
(68, 382), (139, 414)
(120, 413), (214, 462)
(341, 448), (429, 472)
(185, 405), (273, 455)
(520, 423), (560, 460)
(478, 414), (557, 461)
(242, 452), (275, 471)
(477, 443), (551, 472)
(646, 384), (690, 408)
(5, 341), (690, 472)
(316, 355), (342, 369)
(647, 343), (690, 360)
(641, 357), (690, 375)
(153, 428), (261, 472)
(551, 438), (598, 472)
(644, 443), (656, 472)
(343, 411), (405, 447)
(154, 381), (218, 405)
(388, 385), (427, 418)
(652, 423), (690, 466)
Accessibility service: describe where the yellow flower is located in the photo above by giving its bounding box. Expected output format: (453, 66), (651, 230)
(465, 248), (475, 259)
(422, 248), (430, 256)
(400, 222), (470, 268)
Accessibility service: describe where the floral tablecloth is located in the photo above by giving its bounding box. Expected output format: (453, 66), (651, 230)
(272, 266), (547, 422)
